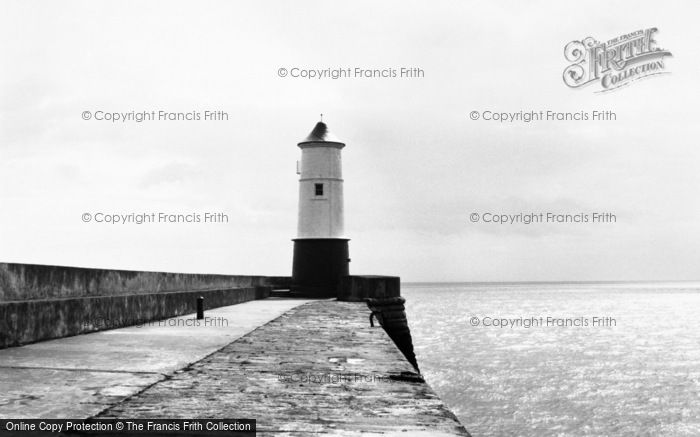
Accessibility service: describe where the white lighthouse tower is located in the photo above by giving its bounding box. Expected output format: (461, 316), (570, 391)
(291, 118), (349, 296)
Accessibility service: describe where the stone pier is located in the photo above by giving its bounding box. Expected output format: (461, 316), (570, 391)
(98, 301), (470, 436)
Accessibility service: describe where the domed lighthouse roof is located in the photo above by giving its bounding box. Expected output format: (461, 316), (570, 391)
(298, 120), (345, 147)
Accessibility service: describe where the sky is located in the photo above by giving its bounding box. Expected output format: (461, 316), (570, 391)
(1, 1), (699, 282)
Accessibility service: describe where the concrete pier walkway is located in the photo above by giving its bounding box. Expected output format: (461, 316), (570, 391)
(0, 298), (314, 418)
(99, 301), (469, 436)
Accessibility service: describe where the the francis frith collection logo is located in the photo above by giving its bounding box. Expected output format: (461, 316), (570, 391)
(563, 28), (672, 92)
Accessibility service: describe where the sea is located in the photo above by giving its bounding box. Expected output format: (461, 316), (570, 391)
(402, 282), (700, 437)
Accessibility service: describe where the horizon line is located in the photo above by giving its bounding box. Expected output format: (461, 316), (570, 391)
(401, 279), (700, 285)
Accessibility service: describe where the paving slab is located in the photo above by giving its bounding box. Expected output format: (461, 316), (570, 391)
(0, 298), (314, 418)
(99, 301), (470, 436)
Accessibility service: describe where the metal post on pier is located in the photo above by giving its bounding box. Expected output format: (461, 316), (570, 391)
(197, 296), (204, 320)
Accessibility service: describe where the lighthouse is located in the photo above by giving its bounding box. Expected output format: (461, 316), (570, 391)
(291, 118), (350, 297)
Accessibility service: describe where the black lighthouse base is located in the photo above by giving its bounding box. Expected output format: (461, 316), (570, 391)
(291, 238), (349, 298)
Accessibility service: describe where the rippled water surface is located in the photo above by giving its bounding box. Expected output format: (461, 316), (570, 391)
(402, 282), (700, 436)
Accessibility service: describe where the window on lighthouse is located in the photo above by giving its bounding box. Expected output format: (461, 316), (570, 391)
(314, 183), (324, 196)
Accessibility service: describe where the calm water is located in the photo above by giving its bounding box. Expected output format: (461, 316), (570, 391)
(402, 282), (700, 437)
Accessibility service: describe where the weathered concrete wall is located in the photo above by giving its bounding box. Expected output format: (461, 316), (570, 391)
(0, 263), (269, 302)
(0, 286), (270, 349)
(338, 275), (400, 302)
(0, 262), (276, 348)
(266, 276), (292, 290)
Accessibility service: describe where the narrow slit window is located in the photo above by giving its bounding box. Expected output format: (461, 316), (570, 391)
(314, 183), (324, 196)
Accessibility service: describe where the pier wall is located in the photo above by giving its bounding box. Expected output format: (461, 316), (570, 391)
(0, 263), (271, 301)
(0, 263), (277, 348)
(338, 275), (400, 301)
(338, 276), (419, 370)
